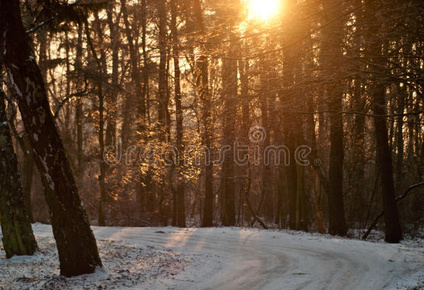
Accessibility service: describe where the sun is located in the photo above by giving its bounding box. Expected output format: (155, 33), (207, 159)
(246, 0), (283, 21)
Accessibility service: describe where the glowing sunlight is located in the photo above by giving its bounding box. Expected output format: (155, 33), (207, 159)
(246, 0), (283, 21)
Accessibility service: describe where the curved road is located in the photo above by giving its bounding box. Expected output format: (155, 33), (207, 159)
(92, 227), (424, 290)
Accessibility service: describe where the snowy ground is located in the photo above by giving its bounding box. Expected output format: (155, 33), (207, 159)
(1, 224), (424, 289)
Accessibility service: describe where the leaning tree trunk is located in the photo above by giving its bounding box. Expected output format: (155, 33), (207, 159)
(0, 0), (102, 276)
(0, 89), (37, 258)
(20, 135), (35, 223)
(5, 102), (35, 223)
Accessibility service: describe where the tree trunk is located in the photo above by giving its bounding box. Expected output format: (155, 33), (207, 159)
(157, 0), (168, 133)
(239, 48), (250, 227)
(93, 11), (108, 227)
(0, 89), (37, 258)
(21, 136), (35, 223)
(259, 56), (274, 223)
(136, 0), (153, 218)
(120, 0), (143, 150)
(9, 122), (35, 223)
(193, 0), (214, 228)
(0, 0), (102, 276)
(365, 0), (402, 243)
(105, 2), (119, 147)
(281, 0), (301, 229)
(171, 0), (186, 228)
(321, 0), (347, 236)
(4, 98), (36, 223)
(221, 52), (237, 227)
(327, 92), (347, 236)
(75, 25), (83, 172)
(372, 85), (403, 243)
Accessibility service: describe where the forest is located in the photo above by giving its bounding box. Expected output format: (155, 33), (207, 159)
(1, 0), (424, 283)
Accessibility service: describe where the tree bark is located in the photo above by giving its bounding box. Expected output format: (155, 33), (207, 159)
(7, 106), (35, 223)
(365, 0), (402, 243)
(75, 25), (84, 172)
(171, 0), (186, 227)
(0, 0), (102, 276)
(93, 11), (108, 227)
(372, 85), (403, 243)
(0, 89), (37, 258)
(21, 135), (35, 223)
(105, 2), (119, 147)
(321, 0), (347, 236)
(221, 53), (237, 227)
(157, 0), (168, 133)
(281, 0), (301, 230)
(193, 0), (214, 228)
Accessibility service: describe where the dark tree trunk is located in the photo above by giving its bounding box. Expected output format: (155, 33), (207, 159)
(93, 12), (108, 227)
(193, 0), (214, 228)
(105, 2), (120, 147)
(135, 0), (154, 218)
(395, 76), (406, 191)
(0, 0), (102, 276)
(259, 56), (274, 223)
(281, 0), (302, 230)
(171, 0), (186, 228)
(351, 79), (366, 227)
(141, 0), (149, 125)
(75, 25), (84, 172)
(157, 0), (168, 132)
(327, 92), (347, 236)
(156, 0), (170, 225)
(221, 52), (237, 227)
(21, 136), (35, 223)
(8, 117), (35, 223)
(0, 90), (37, 258)
(98, 82), (107, 226)
(372, 85), (403, 243)
(350, 0), (366, 228)
(120, 0), (143, 150)
(321, 0), (347, 236)
(239, 48), (250, 226)
(200, 52), (214, 227)
(365, 0), (402, 243)
(102, 3), (121, 224)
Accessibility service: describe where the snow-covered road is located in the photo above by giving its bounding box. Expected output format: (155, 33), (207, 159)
(15, 225), (424, 289)
(102, 227), (424, 290)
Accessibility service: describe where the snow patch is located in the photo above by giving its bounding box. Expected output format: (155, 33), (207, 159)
(0, 226), (189, 289)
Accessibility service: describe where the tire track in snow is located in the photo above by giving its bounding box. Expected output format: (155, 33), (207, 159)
(32, 225), (424, 289)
